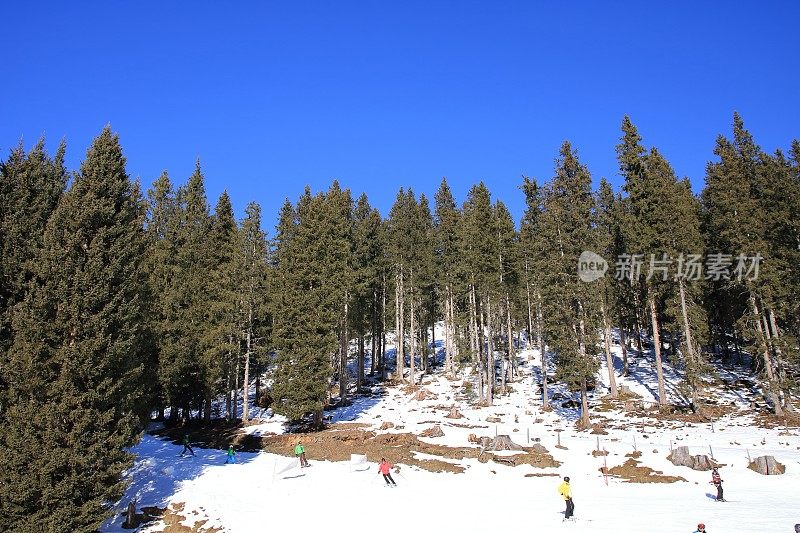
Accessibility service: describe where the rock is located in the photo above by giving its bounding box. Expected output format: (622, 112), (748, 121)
(468, 433), (480, 444)
(420, 425), (445, 438)
(667, 446), (719, 471)
(530, 443), (549, 454)
(486, 416), (502, 423)
(748, 455), (785, 475)
(379, 421), (395, 430)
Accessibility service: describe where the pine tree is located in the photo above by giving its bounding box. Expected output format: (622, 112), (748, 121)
(617, 117), (669, 407)
(0, 127), (154, 531)
(159, 161), (212, 419)
(538, 142), (600, 427)
(433, 178), (462, 377)
(145, 171), (179, 419)
(520, 176), (550, 407)
(236, 201), (270, 421)
(460, 182), (500, 403)
(0, 139), (67, 419)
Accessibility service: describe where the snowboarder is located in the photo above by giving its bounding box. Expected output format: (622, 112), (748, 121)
(378, 458), (397, 487)
(180, 434), (195, 457)
(693, 523), (707, 533)
(295, 441), (309, 467)
(558, 476), (574, 520)
(225, 445), (236, 464)
(709, 467), (723, 501)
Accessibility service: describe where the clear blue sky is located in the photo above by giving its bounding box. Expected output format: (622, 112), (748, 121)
(2, 2), (798, 230)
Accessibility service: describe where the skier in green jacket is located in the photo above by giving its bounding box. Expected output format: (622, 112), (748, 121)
(225, 445), (236, 464)
(295, 441), (309, 467)
(180, 434), (195, 457)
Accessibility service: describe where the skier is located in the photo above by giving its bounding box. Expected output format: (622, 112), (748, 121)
(295, 441), (309, 467)
(558, 476), (574, 520)
(225, 445), (236, 464)
(709, 467), (724, 501)
(180, 434), (195, 457)
(378, 458), (397, 487)
(693, 523), (707, 533)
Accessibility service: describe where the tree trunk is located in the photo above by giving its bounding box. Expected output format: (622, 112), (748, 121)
(409, 268), (416, 386)
(486, 294), (494, 405)
(243, 319), (252, 421)
(525, 260), (533, 351)
(579, 378), (590, 428)
(505, 293), (515, 384)
(232, 344), (240, 420)
(444, 286), (452, 376)
(677, 278), (700, 410)
(751, 295), (783, 416)
(601, 301), (618, 398)
(358, 334), (364, 392)
(339, 297), (349, 405)
(226, 349), (233, 420)
(537, 291), (549, 410)
(768, 308), (795, 412)
(395, 269), (404, 382)
(429, 306), (436, 370)
(648, 296), (667, 407)
(619, 328), (629, 377)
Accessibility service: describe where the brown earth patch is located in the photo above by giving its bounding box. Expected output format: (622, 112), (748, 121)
(160, 503), (224, 533)
(605, 458), (686, 483)
(525, 472), (561, 477)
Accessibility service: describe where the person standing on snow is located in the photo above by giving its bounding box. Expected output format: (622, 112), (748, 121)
(295, 441), (309, 467)
(710, 468), (724, 501)
(378, 458), (397, 486)
(225, 445), (236, 464)
(558, 476), (574, 520)
(180, 434), (195, 457)
(693, 523), (707, 532)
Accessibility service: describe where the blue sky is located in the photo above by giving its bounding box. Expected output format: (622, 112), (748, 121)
(2, 2), (798, 230)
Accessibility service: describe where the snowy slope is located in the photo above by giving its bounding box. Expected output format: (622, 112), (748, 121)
(103, 334), (800, 533)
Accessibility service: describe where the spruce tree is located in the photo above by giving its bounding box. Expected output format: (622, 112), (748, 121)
(0, 127), (154, 531)
(433, 178), (462, 377)
(537, 142), (600, 427)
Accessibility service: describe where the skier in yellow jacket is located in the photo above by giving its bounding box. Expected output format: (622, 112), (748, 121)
(558, 476), (574, 520)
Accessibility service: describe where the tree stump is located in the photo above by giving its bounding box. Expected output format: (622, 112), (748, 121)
(748, 455), (785, 475)
(445, 406), (464, 419)
(491, 434), (524, 451)
(420, 425), (445, 438)
(123, 501), (137, 529)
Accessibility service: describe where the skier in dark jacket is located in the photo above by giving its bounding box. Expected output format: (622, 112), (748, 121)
(693, 523), (707, 533)
(710, 468), (723, 501)
(180, 434), (195, 457)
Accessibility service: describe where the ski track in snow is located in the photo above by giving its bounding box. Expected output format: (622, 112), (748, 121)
(103, 327), (800, 532)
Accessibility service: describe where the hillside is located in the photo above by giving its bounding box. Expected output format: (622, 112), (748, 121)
(103, 334), (800, 533)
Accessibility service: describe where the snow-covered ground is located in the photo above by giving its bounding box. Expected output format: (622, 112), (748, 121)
(103, 335), (800, 533)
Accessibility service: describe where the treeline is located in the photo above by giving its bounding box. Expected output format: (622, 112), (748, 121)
(1, 115), (798, 529)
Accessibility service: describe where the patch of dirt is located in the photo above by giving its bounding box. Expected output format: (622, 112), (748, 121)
(524, 472), (560, 477)
(591, 450), (608, 457)
(626, 451), (643, 459)
(605, 458), (686, 483)
(161, 503), (223, 533)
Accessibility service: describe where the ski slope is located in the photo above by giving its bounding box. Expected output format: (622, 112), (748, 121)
(103, 336), (800, 532)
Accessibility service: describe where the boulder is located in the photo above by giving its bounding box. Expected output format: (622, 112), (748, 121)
(748, 455), (785, 475)
(667, 446), (719, 471)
